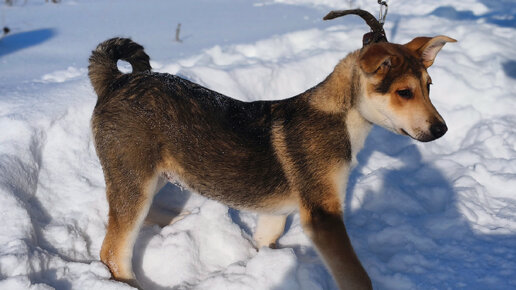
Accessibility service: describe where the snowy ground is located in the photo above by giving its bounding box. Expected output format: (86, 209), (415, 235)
(1, 0), (516, 289)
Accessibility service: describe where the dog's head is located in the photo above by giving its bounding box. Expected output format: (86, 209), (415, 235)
(357, 36), (456, 142)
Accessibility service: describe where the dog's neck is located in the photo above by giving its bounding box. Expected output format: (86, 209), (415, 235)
(304, 51), (372, 164)
(305, 50), (361, 114)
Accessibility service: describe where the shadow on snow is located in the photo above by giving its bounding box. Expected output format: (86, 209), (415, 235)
(0, 131), (74, 289)
(0, 28), (56, 57)
(503, 60), (516, 79)
(429, 2), (516, 28)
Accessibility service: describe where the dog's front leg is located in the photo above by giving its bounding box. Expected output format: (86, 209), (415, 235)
(253, 214), (287, 249)
(300, 189), (372, 290)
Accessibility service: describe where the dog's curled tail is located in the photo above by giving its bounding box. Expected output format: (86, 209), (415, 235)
(88, 37), (151, 99)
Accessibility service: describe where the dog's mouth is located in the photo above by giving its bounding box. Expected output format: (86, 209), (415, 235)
(398, 128), (432, 142)
(399, 128), (409, 136)
(400, 128), (445, 143)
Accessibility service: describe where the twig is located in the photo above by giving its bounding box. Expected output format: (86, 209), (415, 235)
(175, 23), (182, 43)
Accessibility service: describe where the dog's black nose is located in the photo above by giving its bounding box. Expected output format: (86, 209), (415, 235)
(430, 122), (447, 139)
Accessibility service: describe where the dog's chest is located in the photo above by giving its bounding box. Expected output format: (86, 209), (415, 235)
(345, 109), (372, 166)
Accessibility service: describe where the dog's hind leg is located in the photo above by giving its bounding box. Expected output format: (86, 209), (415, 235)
(253, 214), (287, 249)
(100, 174), (160, 288)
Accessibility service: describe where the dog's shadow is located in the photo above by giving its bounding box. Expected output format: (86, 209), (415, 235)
(345, 126), (457, 220)
(339, 127), (461, 289)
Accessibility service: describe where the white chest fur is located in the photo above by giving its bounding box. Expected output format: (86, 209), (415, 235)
(346, 108), (372, 167)
(335, 109), (372, 205)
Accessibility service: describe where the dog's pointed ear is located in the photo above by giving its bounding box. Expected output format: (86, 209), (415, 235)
(405, 35), (457, 68)
(359, 44), (399, 75)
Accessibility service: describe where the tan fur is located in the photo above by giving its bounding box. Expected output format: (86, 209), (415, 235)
(100, 176), (159, 288)
(89, 35), (455, 289)
(254, 214), (288, 248)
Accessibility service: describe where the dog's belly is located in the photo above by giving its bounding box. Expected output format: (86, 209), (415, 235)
(160, 163), (295, 214)
(157, 120), (292, 212)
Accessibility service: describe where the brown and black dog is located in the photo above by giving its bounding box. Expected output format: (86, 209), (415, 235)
(89, 21), (455, 289)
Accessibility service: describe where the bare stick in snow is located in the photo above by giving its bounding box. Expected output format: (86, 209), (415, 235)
(175, 23), (182, 43)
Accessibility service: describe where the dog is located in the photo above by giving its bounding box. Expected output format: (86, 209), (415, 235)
(88, 15), (455, 289)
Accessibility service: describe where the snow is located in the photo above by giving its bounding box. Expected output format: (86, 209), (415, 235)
(1, 0), (516, 289)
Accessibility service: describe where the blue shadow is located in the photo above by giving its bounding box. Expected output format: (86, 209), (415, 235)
(0, 28), (56, 57)
(503, 60), (516, 79)
(430, 5), (516, 28)
(343, 126), (516, 289)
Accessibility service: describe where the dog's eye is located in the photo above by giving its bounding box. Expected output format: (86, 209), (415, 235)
(396, 89), (413, 99)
